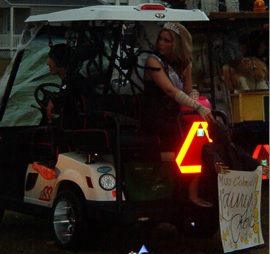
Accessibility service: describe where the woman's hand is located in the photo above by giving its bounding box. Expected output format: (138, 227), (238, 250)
(196, 105), (215, 122)
(204, 111), (215, 122)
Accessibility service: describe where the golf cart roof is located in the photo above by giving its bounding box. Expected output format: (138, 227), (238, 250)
(25, 4), (209, 23)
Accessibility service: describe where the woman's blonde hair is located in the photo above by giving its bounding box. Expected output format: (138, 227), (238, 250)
(156, 23), (193, 75)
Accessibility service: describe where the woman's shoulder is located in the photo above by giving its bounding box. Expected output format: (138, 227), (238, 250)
(147, 52), (162, 60)
(146, 53), (165, 67)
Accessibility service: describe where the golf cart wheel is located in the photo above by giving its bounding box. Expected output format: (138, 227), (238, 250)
(53, 190), (86, 249)
(0, 208), (4, 223)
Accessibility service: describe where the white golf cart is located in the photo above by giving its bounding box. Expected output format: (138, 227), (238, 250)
(0, 4), (221, 249)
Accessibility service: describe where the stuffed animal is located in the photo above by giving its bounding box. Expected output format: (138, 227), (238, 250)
(222, 57), (268, 92)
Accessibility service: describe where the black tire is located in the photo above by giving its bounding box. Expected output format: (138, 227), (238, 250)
(0, 208), (4, 223)
(52, 190), (86, 249)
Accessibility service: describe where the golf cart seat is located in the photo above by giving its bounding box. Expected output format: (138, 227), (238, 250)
(71, 111), (161, 163)
(30, 126), (71, 164)
(72, 129), (110, 155)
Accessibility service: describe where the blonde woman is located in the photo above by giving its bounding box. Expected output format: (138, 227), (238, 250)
(143, 22), (214, 150)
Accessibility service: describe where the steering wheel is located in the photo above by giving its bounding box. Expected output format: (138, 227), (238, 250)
(34, 83), (60, 109)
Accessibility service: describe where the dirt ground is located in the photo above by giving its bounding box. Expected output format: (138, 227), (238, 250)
(0, 181), (268, 254)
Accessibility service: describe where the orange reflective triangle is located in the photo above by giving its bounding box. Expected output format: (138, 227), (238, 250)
(252, 144), (269, 160)
(252, 144), (269, 180)
(175, 122), (212, 173)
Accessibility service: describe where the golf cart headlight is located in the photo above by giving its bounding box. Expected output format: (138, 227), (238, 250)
(99, 174), (116, 191)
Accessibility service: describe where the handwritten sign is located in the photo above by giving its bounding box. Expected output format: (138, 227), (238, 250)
(218, 166), (264, 253)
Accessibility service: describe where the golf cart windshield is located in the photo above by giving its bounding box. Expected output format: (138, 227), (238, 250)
(0, 22), (161, 127)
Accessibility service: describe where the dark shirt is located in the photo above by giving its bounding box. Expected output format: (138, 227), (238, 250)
(52, 73), (88, 130)
(142, 53), (182, 151)
(202, 142), (260, 173)
(198, 141), (260, 204)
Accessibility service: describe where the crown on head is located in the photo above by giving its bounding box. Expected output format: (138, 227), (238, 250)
(163, 22), (181, 36)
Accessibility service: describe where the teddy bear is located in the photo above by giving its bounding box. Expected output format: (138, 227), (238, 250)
(222, 57), (268, 93)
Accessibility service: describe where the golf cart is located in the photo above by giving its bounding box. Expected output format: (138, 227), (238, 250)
(0, 4), (220, 249)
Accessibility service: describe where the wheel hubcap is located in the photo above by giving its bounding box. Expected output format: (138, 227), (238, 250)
(53, 200), (75, 244)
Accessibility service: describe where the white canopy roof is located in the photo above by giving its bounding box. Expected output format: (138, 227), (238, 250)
(25, 4), (209, 23)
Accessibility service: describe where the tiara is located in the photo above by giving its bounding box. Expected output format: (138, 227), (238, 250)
(163, 22), (181, 36)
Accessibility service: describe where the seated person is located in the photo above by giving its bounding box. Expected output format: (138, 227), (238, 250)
(17, 44), (88, 173)
(189, 121), (269, 207)
(14, 43), (92, 197)
(46, 43), (88, 130)
(142, 22), (214, 151)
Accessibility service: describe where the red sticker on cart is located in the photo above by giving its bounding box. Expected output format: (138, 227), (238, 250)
(39, 186), (53, 201)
